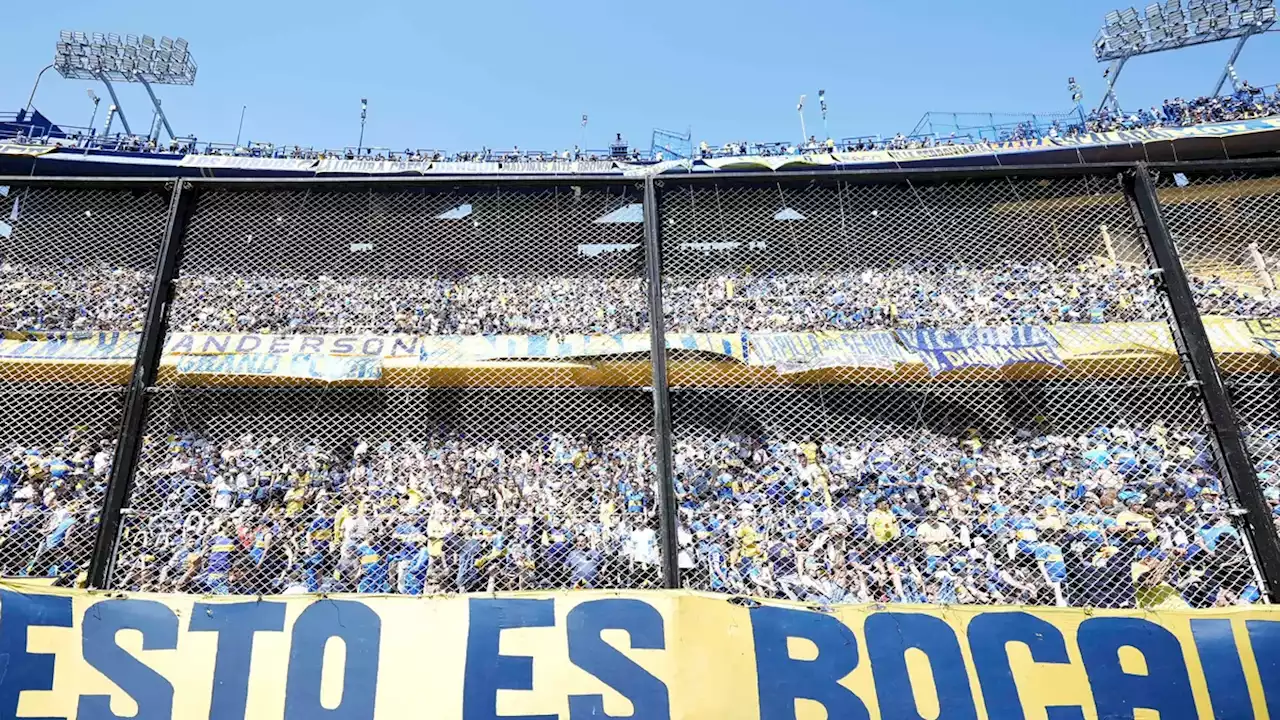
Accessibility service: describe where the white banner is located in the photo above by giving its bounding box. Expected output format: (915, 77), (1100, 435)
(313, 158), (424, 174)
(177, 155), (318, 171)
(423, 159), (619, 174)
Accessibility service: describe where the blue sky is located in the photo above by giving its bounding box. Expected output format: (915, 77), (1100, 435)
(5, 0), (1280, 154)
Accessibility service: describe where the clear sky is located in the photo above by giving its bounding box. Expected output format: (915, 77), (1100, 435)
(5, 0), (1280, 154)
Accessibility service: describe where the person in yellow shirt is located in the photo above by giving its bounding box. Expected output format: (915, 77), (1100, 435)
(867, 500), (900, 546)
(1132, 550), (1189, 610)
(1116, 502), (1157, 544)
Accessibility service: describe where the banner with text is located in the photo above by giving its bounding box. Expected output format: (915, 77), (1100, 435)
(897, 325), (1064, 375)
(0, 584), (1276, 719)
(174, 353), (383, 381)
(747, 330), (909, 373)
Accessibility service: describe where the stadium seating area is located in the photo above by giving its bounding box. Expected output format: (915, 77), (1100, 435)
(1, 165), (1278, 612)
(4, 261), (1279, 335)
(6, 87), (1279, 163)
(1084, 86), (1280, 134)
(2, 420), (1266, 607)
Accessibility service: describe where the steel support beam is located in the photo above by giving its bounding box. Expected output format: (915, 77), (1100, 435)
(88, 180), (194, 588)
(1097, 57), (1128, 115)
(1126, 165), (1280, 601)
(1212, 33), (1252, 97)
(95, 72), (133, 136)
(643, 176), (681, 589)
(136, 75), (176, 141)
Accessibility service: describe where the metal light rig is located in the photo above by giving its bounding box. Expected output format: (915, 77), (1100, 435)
(53, 31), (198, 142)
(1093, 1), (1275, 114)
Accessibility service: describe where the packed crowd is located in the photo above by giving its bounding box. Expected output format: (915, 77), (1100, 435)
(2, 128), (644, 165)
(5, 261), (1280, 335)
(1083, 85), (1280, 134)
(1, 420), (1268, 609)
(0, 263), (151, 332)
(9, 82), (1279, 166)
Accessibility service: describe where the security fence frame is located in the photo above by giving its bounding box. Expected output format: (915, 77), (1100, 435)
(1151, 157), (1280, 601)
(0, 176), (171, 583)
(1, 162), (1278, 605)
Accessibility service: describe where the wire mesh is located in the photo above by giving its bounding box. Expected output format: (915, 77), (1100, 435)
(0, 180), (169, 584)
(1155, 167), (1280, 550)
(110, 182), (664, 593)
(658, 173), (1265, 608)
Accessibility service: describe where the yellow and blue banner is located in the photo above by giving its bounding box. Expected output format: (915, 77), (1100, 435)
(1, 320), (1277, 381)
(0, 582), (1277, 719)
(896, 325), (1064, 375)
(746, 330), (909, 373)
(174, 353), (383, 381)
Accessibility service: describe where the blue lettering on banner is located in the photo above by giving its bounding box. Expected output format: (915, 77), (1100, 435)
(78, 599), (178, 720)
(749, 605), (871, 720)
(0, 590), (1276, 719)
(0, 588), (72, 720)
(190, 601), (287, 720)
(895, 325), (1064, 375)
(464, 598), (557, 720)
(1190, 619), (1253, 720)
(748, 331), (906, 373)
(284, 600), (381, 719)
(865, 612), (978, 720)
(968, 612), (1083, 720)
(1247, 620), (1280, 718)
(1077, 617), (1197, 720)
(566, 599), (670, 720)
(175, 353), (381, 381)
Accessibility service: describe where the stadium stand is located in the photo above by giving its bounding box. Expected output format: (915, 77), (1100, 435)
(1, 161), (1278, 609)
(6, 85), (1280, 164)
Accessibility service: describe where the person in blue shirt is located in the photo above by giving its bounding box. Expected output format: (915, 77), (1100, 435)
(303, 513), (335, 592)
(698, 529), (732, 592)
(398, 534), (432, 596)
(356, 529), (391, 594)
(457, 524), (488, 593)
(203, 520), (239, 595)
(565, 534), (602, 588)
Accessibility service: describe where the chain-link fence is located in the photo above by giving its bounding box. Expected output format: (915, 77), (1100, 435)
(1155, 166), (1280, 550)
(107, 181), (666, 595)
(657, 173), (1265, 608)
(5, 168), (1275, 607)
(0, 180), (169, 583)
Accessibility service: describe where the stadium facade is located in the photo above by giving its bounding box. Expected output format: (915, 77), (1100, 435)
(1, 159), (1278, 602)
(3, 159), (1280, 717)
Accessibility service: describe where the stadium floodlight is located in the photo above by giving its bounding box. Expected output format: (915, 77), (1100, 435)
(51, 31), (197, 142)
(1094, 0), (1277, 111)
(1094, 0), (1274, 62)
(53, 31), (197, 85)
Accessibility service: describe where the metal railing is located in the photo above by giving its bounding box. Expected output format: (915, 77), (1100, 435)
(1153, 162), (1280, 583)
(0, 161), (1277, 609)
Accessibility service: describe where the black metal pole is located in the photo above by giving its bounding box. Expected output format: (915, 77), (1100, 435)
(88, 179), (195, 589)
(1126, 165), (1280, 601)
(644, 177), (681, 589)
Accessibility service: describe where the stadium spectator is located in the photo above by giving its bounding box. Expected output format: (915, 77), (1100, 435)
(2, 420), (1230, 609)
(7, 260), (1279, 336)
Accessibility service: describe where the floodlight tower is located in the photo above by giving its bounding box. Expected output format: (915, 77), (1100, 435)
(52, 31), (198, 141)
(1093, 1), (1276, 114)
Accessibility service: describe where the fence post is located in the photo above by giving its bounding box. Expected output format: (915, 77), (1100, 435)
(88, 179), (195, 589)
(643, 176), (681, 589)
(1125, 164), (1280, 601)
